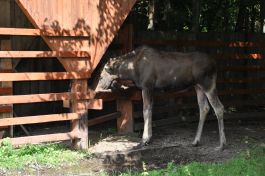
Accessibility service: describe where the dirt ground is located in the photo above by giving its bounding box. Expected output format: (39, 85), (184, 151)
(8, 119), (265, 176)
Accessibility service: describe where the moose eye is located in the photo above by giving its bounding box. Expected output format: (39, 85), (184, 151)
(105, 67), (112, 74)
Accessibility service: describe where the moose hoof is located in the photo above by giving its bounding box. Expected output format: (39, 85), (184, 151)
(215, 145), (224, 151)
(191, 140), (200, 147)
(139, 138), (152, 147)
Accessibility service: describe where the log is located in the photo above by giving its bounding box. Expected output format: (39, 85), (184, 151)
(0, 27), (90, 36)
(0, 113), (81, 126)
(0, 72), (90, 81)
(0, 92), (95, 105)
(0, 51), (89, 58)
(88, 112), (121, 126)
(0, 132), (79, 146)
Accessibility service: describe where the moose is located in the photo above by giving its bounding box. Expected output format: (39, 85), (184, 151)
(94, 45), (226, 150)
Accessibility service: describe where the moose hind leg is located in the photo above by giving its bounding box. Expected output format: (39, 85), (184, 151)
(141, 88), (153, 146)
(192, 86), (210, 146)
(206, 87), (226, 150)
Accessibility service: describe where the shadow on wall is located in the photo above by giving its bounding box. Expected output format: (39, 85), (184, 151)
(12, 0), (135, 130)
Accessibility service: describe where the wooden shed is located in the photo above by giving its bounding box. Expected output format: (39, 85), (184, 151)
(1, 0), (265, 151)
(0, 0), (137, 149)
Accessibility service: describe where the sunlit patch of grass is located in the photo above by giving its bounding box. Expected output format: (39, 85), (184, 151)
(118, 143), (265, 176)
(0, 138), (91, 171)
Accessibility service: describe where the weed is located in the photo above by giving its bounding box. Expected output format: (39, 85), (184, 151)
(0, 138), (90, 170)
(118, 144), (265, 176)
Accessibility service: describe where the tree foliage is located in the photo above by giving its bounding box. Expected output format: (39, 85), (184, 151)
(132, 0), (263, 32)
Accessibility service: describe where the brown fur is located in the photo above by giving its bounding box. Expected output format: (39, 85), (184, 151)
(94, 46), (226, 150)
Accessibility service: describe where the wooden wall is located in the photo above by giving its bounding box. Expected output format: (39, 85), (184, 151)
(7, 0), (69, 118)
(0, 0), (12, 137)
(132, 31), (265, 130)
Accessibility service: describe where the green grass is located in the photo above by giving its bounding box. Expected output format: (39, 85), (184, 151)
(0, 138), (90, 170)
(117, 144), (265, 176)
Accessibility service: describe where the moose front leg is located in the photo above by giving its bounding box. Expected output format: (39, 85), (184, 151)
(141, 88), (153, 146)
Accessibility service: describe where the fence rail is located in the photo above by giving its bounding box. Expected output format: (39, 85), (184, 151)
(0, 27), (90, 37)
(0, 72), (90, 81)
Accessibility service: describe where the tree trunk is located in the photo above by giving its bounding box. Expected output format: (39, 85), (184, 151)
(190, 0), (200, 51)
(191, 0), (200, 33)
(260, 0), (265, 33)
(147, 0), (155, 30)
(235, 1), (246, 32)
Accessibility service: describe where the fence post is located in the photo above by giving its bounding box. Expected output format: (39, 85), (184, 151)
(70, 79), (88, 150)
(116, 98), (134, 134)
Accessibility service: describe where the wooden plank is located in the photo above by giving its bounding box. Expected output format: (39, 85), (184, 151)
(0, 72), (90, 81)
(0, 51), (89, 58)
(0, 132), (79, 146)
(63, 99), (103, 110)
(95, 88), (141, 101)
(0, 92), (95, 105)
(134, 39), (265, 48)
(117, 99), (134, 134)
(0, 27), (90, 36)
(134, 112), (265, 131)
(88, 112), (121, 127)
(0, 69), (13, 73)
(0, 87), (12, 94)
(222, 65), (265, 71)
(134, 99), (265, 119)
(219, 88), (265, 95)
(99, 87), (265, 102)
(0, 106), (12, 113)
(70, 80), (89, 149)
(0, 113), (81, 126)
(151, 88), (265, 100)
(17, 0), (136, 72)
(215, 53), (264, 60)
(218, 77), (265, 84)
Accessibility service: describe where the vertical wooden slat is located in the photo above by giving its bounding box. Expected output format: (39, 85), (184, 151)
(0, 0), (12, 138)
(70, 79), (88, 149)
(116, 99), (134, 134)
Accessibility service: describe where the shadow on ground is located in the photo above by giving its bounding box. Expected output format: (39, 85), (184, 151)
(10, 120), (265, 175)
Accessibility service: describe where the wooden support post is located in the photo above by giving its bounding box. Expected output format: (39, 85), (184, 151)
(116, 98), (134, 134)
(116, 19), (134, 134)
(70, 80), (89, 150)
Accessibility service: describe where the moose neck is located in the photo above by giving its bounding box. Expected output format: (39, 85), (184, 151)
(111, 51), (136, 81)
(116, 59), (135, 80)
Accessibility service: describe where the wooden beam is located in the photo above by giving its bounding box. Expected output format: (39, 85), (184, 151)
(88, 112), (121, 127)
(0, 51), (89, 58)
(0, 27), (91, 37)
(0, 92), (95, 105)
(0, 113), (81, 127)
(219, 88), (265, 95)
(222, 65), (265, 71)
(135, 112), (265, 131)
(215, 53), (264, 60)
(149, 88), (265, 101)
(70, 80), (89, 150)
(218, 77), (265, 84)
(0, 106), (12, 113)
(134, 39), (265, 48)
(0, 69), (13, 73)
(117, 99), (134, 134)
(76, 99), (103, 110)
(0, 132), (79, 146)
(63, 99), (103, 110)
(0, 87), (12, 94)
(95, 88), (141, 101)
(0, 72), (90, 81)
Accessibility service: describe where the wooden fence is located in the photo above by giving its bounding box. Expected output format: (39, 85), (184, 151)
(0, 28), (105, 146)
(128, 31), (265, 129)
(0, 0), (136, 149)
